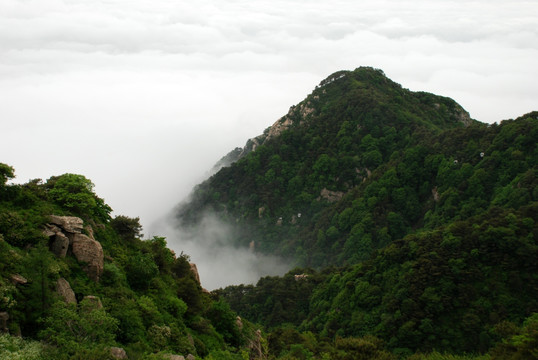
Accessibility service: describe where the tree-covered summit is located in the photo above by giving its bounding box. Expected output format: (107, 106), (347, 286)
(175, 67), (535, 268)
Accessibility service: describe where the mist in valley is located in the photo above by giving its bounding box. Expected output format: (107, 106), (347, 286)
(149, 209), (291, 291)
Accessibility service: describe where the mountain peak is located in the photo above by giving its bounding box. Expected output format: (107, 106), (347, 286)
(215, 67), (472, 169)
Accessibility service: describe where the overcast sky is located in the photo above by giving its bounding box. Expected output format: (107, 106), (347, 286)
(2, 0), (537, 285)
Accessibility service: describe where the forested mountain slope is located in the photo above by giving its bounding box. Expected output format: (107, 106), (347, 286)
(175, 67), (537, 268)
(176, 66), (537, 358)
(1, 66), (536, 360)
(0, 169), (257, 359)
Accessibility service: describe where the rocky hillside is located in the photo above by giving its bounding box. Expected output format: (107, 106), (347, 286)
(0, 170), (262, 359)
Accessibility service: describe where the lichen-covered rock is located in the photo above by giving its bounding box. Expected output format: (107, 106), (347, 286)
(319, 188), (344, 203)
(110, 346), (128, 359)
(10, 274), (27, 285)
(72, 233), (104, 282)
(163, 355), (185, 360)
(49, 215), (83, 233)
(43, 224), (62, 237)
(56, 278), (77, 304)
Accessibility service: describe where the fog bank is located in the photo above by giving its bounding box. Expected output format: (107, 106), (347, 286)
(150, 212), (290, 291)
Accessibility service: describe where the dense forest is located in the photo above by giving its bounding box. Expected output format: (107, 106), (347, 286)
(177, 67), (538, 358)
(1, 67), (537, 359)
(176, 68), (536, 269)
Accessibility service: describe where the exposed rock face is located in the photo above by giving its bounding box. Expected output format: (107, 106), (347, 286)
(319, 188), (344, 203)
(10, 274), (27, 285)
(110, 347), (128, 359)
(72, 234), (104, 282)
(56, 278), (77, 304)
(190, 263), (201, 285)
(266, 116), (294, 142)
(248, 329), (265, 359)
(186, 355), (195, 360)
(85, 225), (95, 240)
(236, 316), (243, 330)
(48, 215), (83, 233)
(163, 355), (185, 360)
(258, 206), (265, 218)
(43, 224), (61, 238)
(454, 105), (472, 127)
(432, 187), (440, 202)
(0, 312), (8, 333)
(50, 232), (70, 258)
(44, 216), (105, 282)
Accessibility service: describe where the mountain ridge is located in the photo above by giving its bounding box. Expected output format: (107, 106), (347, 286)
(213, 67), (474, 170)
(174, 66), (516, 268)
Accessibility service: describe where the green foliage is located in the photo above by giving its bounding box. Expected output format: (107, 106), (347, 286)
(126, 253), (159, 291)
(176, 68), (537, 271)
(45, 173), (112, 222)
(38, 300), (119, 358)
(0, 334), (45, 360)
(110, 215), (143, 241)
(490, 313), (538, 359)
(206, 300), (242, 347)
(0, 163), (15, 186)
(0, 164), (253, 359)
(1, 70), (537, 360)
(224, 205), (538, 356)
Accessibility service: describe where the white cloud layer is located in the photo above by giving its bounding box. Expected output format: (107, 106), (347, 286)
(1, 0), (537, 287)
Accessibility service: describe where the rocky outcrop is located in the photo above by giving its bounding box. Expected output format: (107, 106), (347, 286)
(48, 215), (83, 234)
(454, 105), (472, 127)
(248, 329), (266, 359)
(190, 263), (201, 285)
(44, 216), (104, 281)
(56, 278), (77, 304)
(163, 355), (185, 360)
(72, 233), (104, 282)
(266, 116), (294, 142)
(319, 188), (344, 203)
(10, 274), (27, 285)
(432, 187), (440, 202)
(258, 206), (265, 218)
(110, 347), (128, 359)
(50, 232), (70, 258)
